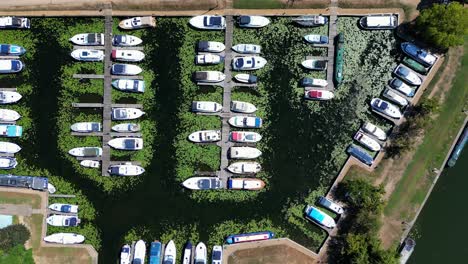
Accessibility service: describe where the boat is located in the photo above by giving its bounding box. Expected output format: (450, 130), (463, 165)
(192, 101), (222, 113)
(188, 130), (221, 143)
(195, 54), (223, 65)
(149, 241), (162, 264)
(362, 122), (387, 141)
(227, 161), (261, 174)
(334, 33), (344, 85)
(393, 64), (422, 86)
(347, 144), (374, 166)
(232, 44), (261, 54)
(0, 44), (26, 56)
(44, 233), (85, 244)
(0, 142), (21, 154)
(225, 231), (274, 244)
(0, 17), (30, 29)
(304, 205), (336, 229)
(119, 16), (156, 29)
(163, 240), (176, 264)
(108, 137), (143, 150)
(354, 131), (381, 151)
(70, 49), (104, 61)
(0, 109), (20, 122)
(234, 74), (257, 84)
(0, 60), (23, 73)
(112, 123), (140, 132)
(112, 35), (143, 46)
(383, 88), (408, 107)
(359, 14), (398, 30)
(237, 16), (270, 28)
(68, 147), (102, 157)
(227, 178), (265, 190)
(193, 71), (225, 83)
(48, 203), (78, 213)
(447, 124), (468, 167)
(0, 157), (17, 169)
(112, 108), (145, 120)
(370, 98), (402, 119)
(401, 42), (437, 67)
(80, 160), (100, 168)
(0, 124), (22, 137)
(0, 175), (48, 191)
(304, 34), (329, 44)
(133, 240), (146, 264)
(70, 122), (102, 133)
(69, 33), (104, 45)
(317, 196), (344, 214)
(120, 244), (131, 264)
(189, 15), (226, 30)
(232, 56), (267, 71)
(301, 59), (327, 70)
(194, 242), (207, 264)
(112, 79), (145, 93)
(111, 64), (142, 75)
(304, 90), (334, 100)
(211, 246), (223, 264)
(228, 116), (262, 128)
(46, 215), (80, 227)
(399, 238), (416, 264)
(112, 50), (145, 62)
(292, 16), (328, 27)
(0, 91), (22, 104)
(230, 131), (262, 143)
(300, 77), (328, 87)
(182, 177), (223, 190)
(389, 78), (415, 97)
(402, 56), (428, 74)
(230, 101), (256, 113)
(197, 41), (225, 53)
(108, 162), (145, 176)
(229, 147), (262, 159)
(182, 241), (192, 264)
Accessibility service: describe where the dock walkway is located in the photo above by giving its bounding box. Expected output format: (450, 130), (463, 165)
(326, 0), (338, 91)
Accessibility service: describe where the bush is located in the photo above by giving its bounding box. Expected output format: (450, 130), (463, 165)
(0, 224), (31, 251)
(0, 245), (34, 264)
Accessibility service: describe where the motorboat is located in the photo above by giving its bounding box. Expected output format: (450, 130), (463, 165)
(111, 64), (142, 75)
(230, 101), (256, 113)
(120, 244), (131, 264)
(182, 177), (223, 190)
(112, 108), (145, 120)
(44, 233), (85, 244)
(228, 116), (262, 128)
(234, 74), (257, 84)
(112, 79), (145, 93)
(362, 122), (387, 141)
(227, 178), (265, 190)
(69, 33), (104, 45)
(304, 90), (334, 100)
(393, 64), (422, 85)
(47, 183), (56, 194)
(112, 123), (140, 132)
(49, 203), (78, 213)
(317, 196), (344, 214)
(226, 231), (274, 244)
(347, 144), (374, 165)
(370, 98), (402, 119)
(0, 60), (23, 73)
(149, 241), (162, 264)
(389, 78), (415, 97)
(304, 34), (329, 44)
(0, 91), (22, 103)
(211, 246), (223, 264)
(354, 131), (381, 152)
(70, 49), (104, 61)
(229, 147), (262, 159)
(301, 59), (327, 70)
(0, 17), (30, 29)
(0, 124), (22, 137)
(70, 122), (101, 133)
(292, 16), (328, 27)
(193, 71), (225, 83)
(401, 42), (437, 67)
(0, 109), (21, 121)
(46, 215), (80, 227)
(194, 242), (207, 264)
(232, 56), (267, 71)
(0, 157), (17, 169)
(334, 33), (345, 86)
(227, 161), (261, 174)
(68, 147), (102, 157)
(108, 162), (145, 176)
(0, 44), (26, 56)
(300, 77), (328, 87)
(80, 160), (100, 168)
(403, 56), (428, 74)
(195, 54), (223, 65)
(133, 240), (146, 264)
(163, 240), (176, 264)
(112, 35), (143, 46)
(232, 44), (261, 54)
(192, 101), (222, 113)
(383, 88), (408, 107)
(0, 142), (21, 154)
(119, 16), (156, 29)
(189, 15), (226, 30)
(112, 49), (145, 62)
(182, 241), (193, 264)
(197, 41), (225, 53)
(229, 131), (261, 143)
(359, 14), (398, 30)
(108, 137), (143, 150)
(188, 130), (221, 143)
(237, 16), (270, 28)
(304, 205), (336, 229)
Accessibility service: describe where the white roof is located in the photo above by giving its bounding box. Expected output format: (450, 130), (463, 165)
(366, 16), (395, 27)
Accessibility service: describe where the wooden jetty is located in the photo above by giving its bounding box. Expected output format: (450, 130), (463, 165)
(0, 88), (17, 91)
(73, 74), (105, 79)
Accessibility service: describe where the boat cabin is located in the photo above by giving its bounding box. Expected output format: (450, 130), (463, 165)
(359, 15), (398, 30)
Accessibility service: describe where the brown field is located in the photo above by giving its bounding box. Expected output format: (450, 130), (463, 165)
(228, 245), (318, 264)
(0, 191), (41, 209)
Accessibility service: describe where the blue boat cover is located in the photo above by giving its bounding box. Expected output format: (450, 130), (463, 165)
(124, 139), (137, 150)
(6, 125), (22, 137)
(65, 217), (78, 227)
(239, 16), (251, 25)
(347, 144), (374, 165)
(149, 242), (161, 264)
(0, 45), (10, 54)
(255, 117), (262, 127)
(112, 64), (125, 74)
(60, 205), (72, 213)
(248, 75), (258, 83)
(308, 208), (325, 222)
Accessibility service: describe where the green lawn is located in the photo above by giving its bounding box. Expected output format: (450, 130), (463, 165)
(0, 192), (41, 209)
(233, 0), (284, 9)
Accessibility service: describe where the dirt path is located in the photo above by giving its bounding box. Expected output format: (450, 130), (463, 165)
(428, 46), (464, 100)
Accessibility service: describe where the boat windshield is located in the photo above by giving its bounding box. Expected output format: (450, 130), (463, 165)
(239, 16), (251, 25)
(11, 18), (22, 27)
(87, 34), (96, 44)
(209, 17), (222, 26)
(61, 205), (71, 212)
(397, 66), (409, 76)
(91, 123), (100, 131)
(83, 148), (99, 156)
(113, 64), (125, 73)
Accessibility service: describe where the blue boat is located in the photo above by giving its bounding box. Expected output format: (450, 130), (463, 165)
(0, 44), (26, 56)
(225, 231), (274, 244)
(0, 59), (23, 73)
(447, 124), (468, 167)
(149, 241), (162, 264)
(0, 174), (48, 191)
(304, 205), (336, 229)
(347, 144), (374, 165)
(0, 124), (23, 137)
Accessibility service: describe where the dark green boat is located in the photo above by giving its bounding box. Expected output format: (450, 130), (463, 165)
(403, 57), (428, 74)
(334, 33), (344, 86)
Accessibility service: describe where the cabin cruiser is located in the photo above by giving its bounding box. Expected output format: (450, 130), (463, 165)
(194, 242), (207, 264)
(112, 123), (140, 132)
(301, 59), (327, 70)
(232, 44), (261, 54)
(49, 203), (78, 213)
(0, 60), (23, 73)
(192, 101), (222, 113)
(188, 130), (221, 143)
(389, 78), (415, 97)
(227, 161), (261, 174)
(69, 33), (104, 45)
(70, 49), (104, 61)
(225, 231), (274, 244)
(80, 160), (100, 168)
(197, 41), (225, 53)
(232, 56), (267, 71)
(189, 15), (226, 30)
(0, 17), (30, 29)
(68, 147), (102, 157)
(182, 241), (193, 264)
(227, 178), (265, 190)
(347, 144), (374, 165)
(211, 246), (223, 264)
(304, 90), (334, 100)
(362, 122), (387, 141)
(354, 131), (381, 151)
(393, 64), (422, 85)
(182, 177), (223, 190)
(195, 54), (223, 65)
(70, 122), (102, 133)
(119, 16), (156, 29)
(304, 205), (336, 229)
(304, 34), (329, 44)
(193, 71), (225, 83)
(0, 44), (26, 56)
(359, 14), (398, 30)
(108, 162), (145, 176)
(108, 137), (143, 150)
(133, 240), (146, 264)
(163, 240), (176, 264)
(0, 91), (22, 104)
(230, 101), (256, 113)
(370, 98), (402, 119)
(111, 64), (142, 75)
(112, 35), (143, 46)
(112, 50), (145, 62)
(0, 157), (17, 169)
(229, 131), (261, 143)
(383, 88), (408, 107)
(44, 233), (85, 244)
(229, 147), (262, 159)
(228, 116), (262, 128)
(300, 77), (328, 87)
(0, 109), (21, 121)
(149, 241), (162, 264)
(237, 16), (270, 28)
(317, 196), (344, 214)
(401, 42), (437, 67)
(0, 124), (22, 137)
(112, 79), (145, 93)
(120, 244), (131, 264)
(0, 142), (21, 154)
(292, 16), (328, 27)
(234, 74), (257, 84)
(112, 108), (145, 120)
(46, 215), (80, 227)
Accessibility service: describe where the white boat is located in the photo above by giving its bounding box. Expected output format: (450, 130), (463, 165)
(227, 178), (265, 190)
(304, 205), (336, 229)
(362, 122), (387, 141)
(108, 162), (145, 176)
(317, 196), (344, 214)
(0, 60), (23, 74)
(68, 147), (102, 157)
(230, 131), (262, 143)
(47, 183), (56, 194)
(227, 162), (261, 174)
(192, 101), (222, 113)
(383, 88), (408, 107)
(228, 116), (262, 128)
(112, 49), (145, 62)
(197, 41), (225, 53)
(0, 109), (20, 122)
(194, 242), (207, 264)
(230, 101), (256, 113)
(393, 64), (422, 86)
(0, 17), (30, 29)
(0, 91), (22, 104)
(189, 15), (226, 30)
(234, 74), (257, 84)
(182, 177), (223, 190)
(133, 240), (146, 264)
(304, 90), (334, 100)
(0, 142), (21, 154)
(112, 35), (143, 46)
(108, 137), (143, 150)
(48, 203), (78, 213)
(230, 147), (262, 159)
(304, 34), (329, 44)
(389, 78), (415, 97)
(293, 15), (328, 27)
(119, 16), (156, 29)
(237, 16), (270, 28)
(112, 79), (145, 93)
(70, 122), (102, 133)
(195, 54), (223, 65)
(163, 240), (176, 264)
(301, 59), (327, 70)
(112, 64), (142, 75)
(359, 14), (398, 30)
(120, 244), (131, 264)
(182, 242), (193, 264)
(0, 157), (17, 169)
(301, 77), (328, 87)
(70, 49), (104, 61)
(69, 33), (104, 45)
(44, 233), (85, 244)
(46, 215), (80, 227)
(232, 44), (261, 54)
(188, 130), (221, 143)
(112, 108), (145, 120)
(211, 246), (223, 264)
(112, 123), (140, 132)
(193, 71), (225, 83)
(370, 98), (402, 119)
(401, 42), (437, 67)
(354, 131), (381, 151)
(232, 56), (267, 71)
(80, 160), (100, 168)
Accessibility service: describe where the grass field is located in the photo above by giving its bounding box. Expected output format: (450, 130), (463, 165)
(0, 192), (41, 209)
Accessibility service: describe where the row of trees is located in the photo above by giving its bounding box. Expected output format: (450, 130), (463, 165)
(0, 224), (34, 264)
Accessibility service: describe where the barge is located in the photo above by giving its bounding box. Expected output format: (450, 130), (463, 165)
(0, 174), (48, 191)
(334, 33), (344, 86)
(225, 231), (275, 244)
(447, 123), (468, 167)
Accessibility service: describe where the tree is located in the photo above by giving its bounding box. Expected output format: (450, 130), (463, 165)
(0, 224), (31, 251)
(416, 2), (468, 49)
(341, 179), (385, 213)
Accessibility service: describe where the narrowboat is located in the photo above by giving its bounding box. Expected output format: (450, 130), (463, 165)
(225, 231), (275, 244)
